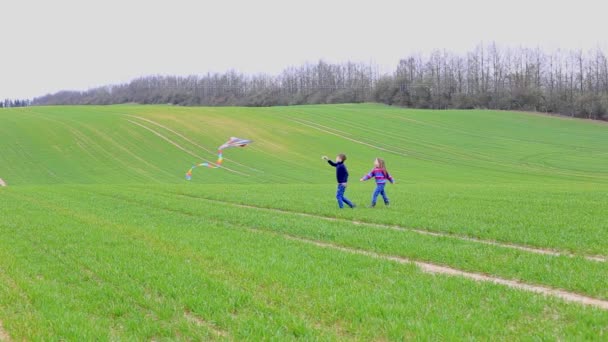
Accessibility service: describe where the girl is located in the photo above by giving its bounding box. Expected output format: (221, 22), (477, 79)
(360, 158), (394, 207)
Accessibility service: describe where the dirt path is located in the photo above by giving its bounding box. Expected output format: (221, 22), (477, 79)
(282, 235), (608, 310)
(0, 320), (10, 342)
(179, 194), (606, 263)
(0, 178), (6, 187)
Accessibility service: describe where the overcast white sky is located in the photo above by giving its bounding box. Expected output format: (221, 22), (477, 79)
(1, 0), (607, 99)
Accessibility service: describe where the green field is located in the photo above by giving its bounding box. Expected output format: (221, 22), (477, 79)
(0, 104), (607, 340)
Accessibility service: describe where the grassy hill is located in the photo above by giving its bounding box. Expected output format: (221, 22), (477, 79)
(0, 104), (607, 340)
(2, 104), (607, 185)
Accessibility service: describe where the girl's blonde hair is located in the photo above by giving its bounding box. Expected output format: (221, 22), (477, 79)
(375, 158), (388, 177)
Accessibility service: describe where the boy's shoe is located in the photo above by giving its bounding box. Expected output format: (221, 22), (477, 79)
(350, 204), (356, 209)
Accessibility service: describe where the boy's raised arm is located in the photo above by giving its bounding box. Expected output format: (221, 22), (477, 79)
(322, 156), (337, 167)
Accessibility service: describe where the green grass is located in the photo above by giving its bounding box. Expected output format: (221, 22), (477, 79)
(0, 104), (607, 339)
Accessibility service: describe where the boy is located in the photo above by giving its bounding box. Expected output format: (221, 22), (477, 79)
(322, 154), (355, 209)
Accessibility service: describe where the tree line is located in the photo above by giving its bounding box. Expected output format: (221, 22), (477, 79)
(0, 99), (31, 108)
(32, 43), (608, 121)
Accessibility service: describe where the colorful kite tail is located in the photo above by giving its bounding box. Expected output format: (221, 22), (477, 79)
(185, 150), (224, 180)
(216, 150), (223, 166)
(185, 138), (252, 180)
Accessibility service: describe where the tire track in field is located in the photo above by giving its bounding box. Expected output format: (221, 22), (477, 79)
(184, 310), (230, 340)
(0, 320), (10, 342)
(292, 108), (608, 181)
(56, 187), (608, 311)
(172, 193), (606, 263)
(290, 115), (432, 161)
(313, 112), (546, 172)
(125, 115), (262, 173)
(383, 111), (608, 177)
(126, 119), (250, 177)
(288, 117), (411, 157)
(299, 112), (541, 175)
(75, 122), (176, 180)
(280, 235), (608, 310)
(127, 114), (298, 183)
(15, 109), (158, 182)
(297, 111), (494, 162)
(290, 115), (604, 181)
(289, 115), (521, 176)
(0, 111), (64, 182)
(136, 193), (608, 311)
(24, 108), (175, 180)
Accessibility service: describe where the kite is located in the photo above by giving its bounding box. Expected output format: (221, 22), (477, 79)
(185, 137), (252, 180)
(218, 136), (252, 150)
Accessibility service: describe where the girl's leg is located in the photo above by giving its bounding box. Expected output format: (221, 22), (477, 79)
(380, 184), (389, 205)
(371, 185), (382, 206)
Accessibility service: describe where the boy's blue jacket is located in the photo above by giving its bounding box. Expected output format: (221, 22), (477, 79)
(327, 160), (349, 183)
